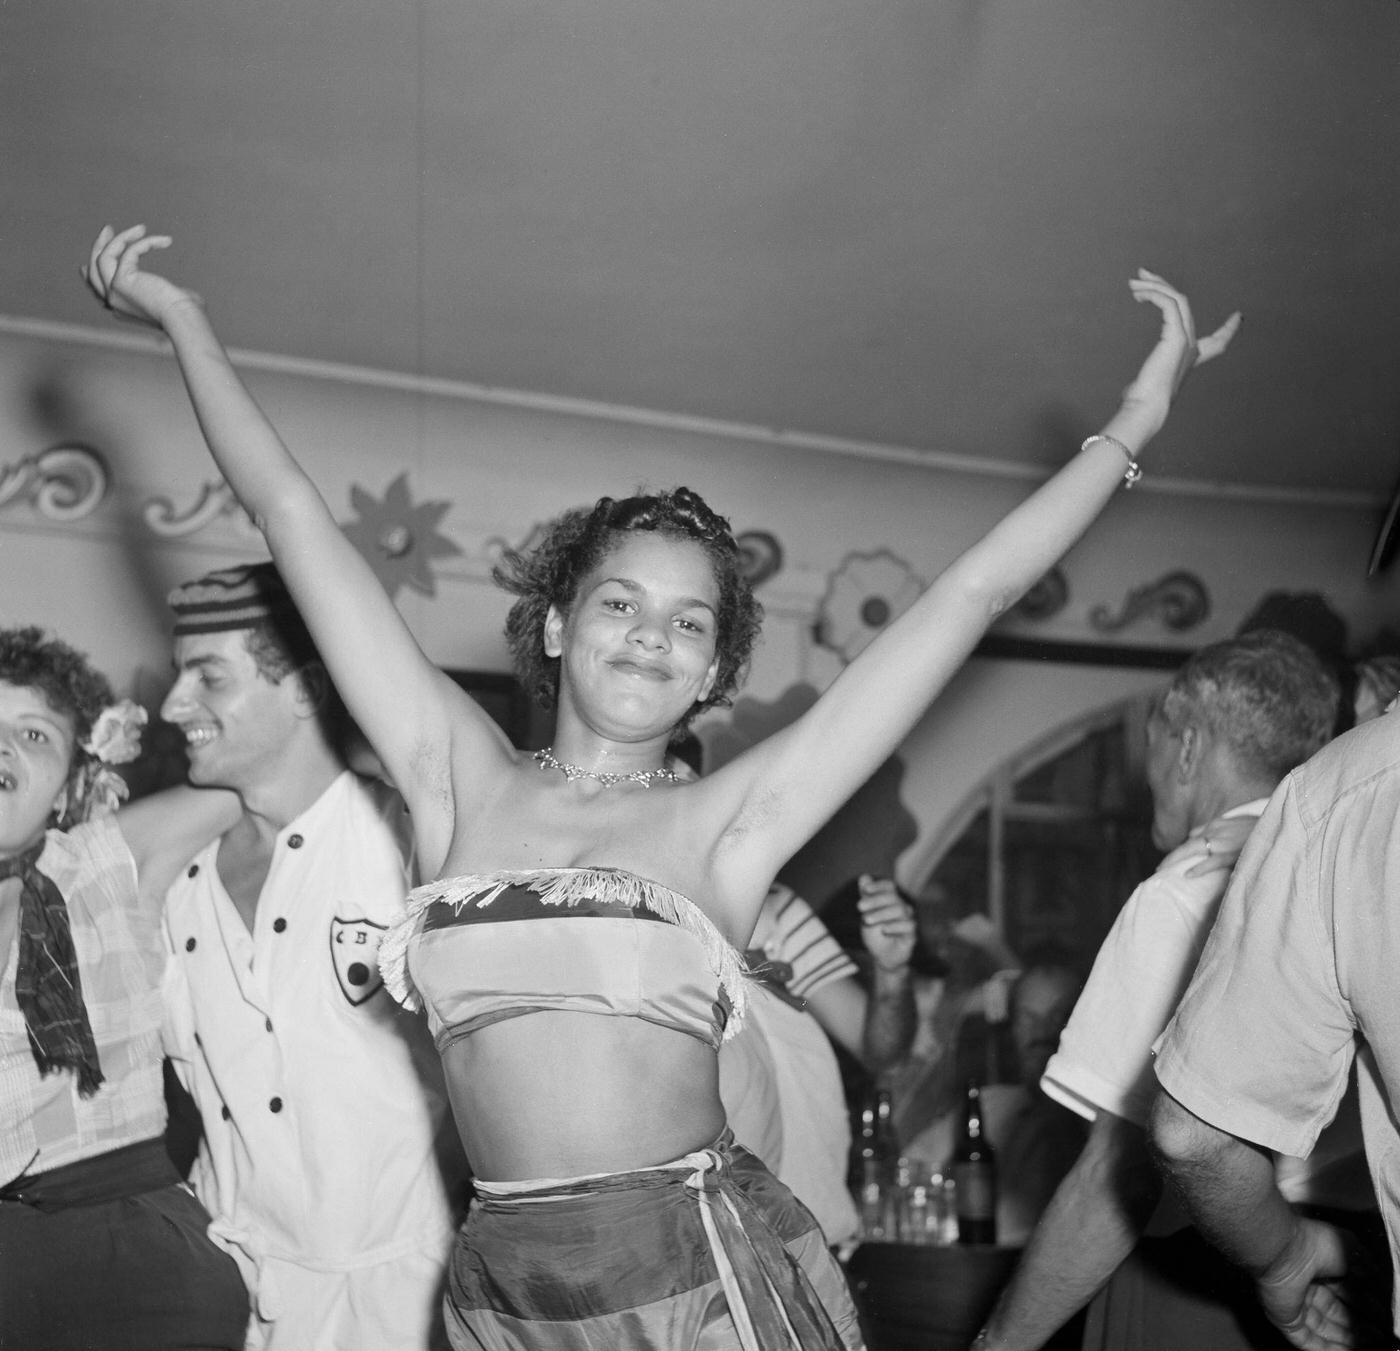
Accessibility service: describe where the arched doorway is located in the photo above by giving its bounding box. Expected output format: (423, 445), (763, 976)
(913, 695), (1160, 967)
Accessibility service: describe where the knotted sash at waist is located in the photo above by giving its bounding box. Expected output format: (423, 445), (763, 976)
(0, 1137), (178, 1212)
(472, 1130), (847, 1351)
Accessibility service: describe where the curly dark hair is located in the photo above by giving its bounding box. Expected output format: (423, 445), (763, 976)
(241, 615), (347, 742)
(493, 487), (763, 731)
(0, 626), (114, 772)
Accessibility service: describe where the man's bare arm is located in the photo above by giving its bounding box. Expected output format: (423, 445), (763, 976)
(1149, 1090), (1352, 1351)
(973, 1110), (1160, 1351)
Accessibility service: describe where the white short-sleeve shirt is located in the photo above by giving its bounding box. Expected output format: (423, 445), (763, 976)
(1041, 802), (1266, 1131)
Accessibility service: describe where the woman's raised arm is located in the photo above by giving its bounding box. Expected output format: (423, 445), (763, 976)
(115, 784), (242, 913)
(84, 226), (511, 842)
(713, 272), (1240, 885)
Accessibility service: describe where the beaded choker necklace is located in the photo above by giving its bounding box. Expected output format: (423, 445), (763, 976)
(532, 747), (678, 789)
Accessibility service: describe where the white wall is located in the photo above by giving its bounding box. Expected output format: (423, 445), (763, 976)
(4, 322), (1395, 884)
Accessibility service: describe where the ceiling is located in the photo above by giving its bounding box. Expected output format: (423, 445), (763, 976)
(5, 1), (1399, 502)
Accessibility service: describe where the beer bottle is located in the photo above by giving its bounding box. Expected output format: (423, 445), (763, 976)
(852, 1087), (901, 1240)
(952, 1080), (997, 1245)
(872, 1087), (899, 1186)
(850, 1092), (878, 1193)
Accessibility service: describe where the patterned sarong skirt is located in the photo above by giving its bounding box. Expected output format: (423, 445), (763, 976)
(444, 1131), (865, 1350)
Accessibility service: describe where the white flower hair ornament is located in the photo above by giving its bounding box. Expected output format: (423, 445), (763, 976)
(69, 699), (148, 822)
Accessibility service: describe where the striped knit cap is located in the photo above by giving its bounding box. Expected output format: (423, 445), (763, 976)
(168, 561), (295, 636)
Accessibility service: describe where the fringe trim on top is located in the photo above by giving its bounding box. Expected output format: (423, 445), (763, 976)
(379, 867), (750, 1040)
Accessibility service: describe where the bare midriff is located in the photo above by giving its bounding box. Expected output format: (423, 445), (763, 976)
(441, 1008), (726, 1181)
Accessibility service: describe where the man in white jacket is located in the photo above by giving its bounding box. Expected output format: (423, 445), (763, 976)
(160, 562), (464, 1351)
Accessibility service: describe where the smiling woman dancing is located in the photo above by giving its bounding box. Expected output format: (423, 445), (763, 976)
(0, 628), (247, 1349)
(85, 224), (1237, 1351)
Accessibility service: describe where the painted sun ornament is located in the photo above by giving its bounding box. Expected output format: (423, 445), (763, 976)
(343, 473), (461, 599)
(816, 549), (925, 663)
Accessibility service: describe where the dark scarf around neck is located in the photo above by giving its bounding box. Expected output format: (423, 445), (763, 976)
(0, 837), (104, 1097)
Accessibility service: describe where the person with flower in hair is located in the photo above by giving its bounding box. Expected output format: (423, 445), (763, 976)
(84, 223), (1237, 1350)
(0, 625), (249, 1350)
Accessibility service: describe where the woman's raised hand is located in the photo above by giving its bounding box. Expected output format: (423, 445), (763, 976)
(83, 224), (199, 331)
(856, 875), (917, 973)
(1119, 269), (1242, 427)
(1171, 810), (1256, 879)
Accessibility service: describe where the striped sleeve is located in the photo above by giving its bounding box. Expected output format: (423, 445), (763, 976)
(762, 885), (857, 1000)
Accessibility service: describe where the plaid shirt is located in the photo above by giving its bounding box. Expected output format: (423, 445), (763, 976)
(1, 817), (166, 1182)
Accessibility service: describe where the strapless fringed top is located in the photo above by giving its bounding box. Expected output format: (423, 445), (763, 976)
(379, 867), (750, 1049)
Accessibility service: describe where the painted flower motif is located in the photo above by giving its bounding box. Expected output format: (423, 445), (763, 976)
(343, 473), (462, 600)
(83, 699), (147, 766)
(816, 550), (925, 664)
(735, 530), (784, 587)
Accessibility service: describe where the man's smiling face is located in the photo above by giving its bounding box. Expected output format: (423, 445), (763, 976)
(161, 630), (304, 793)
